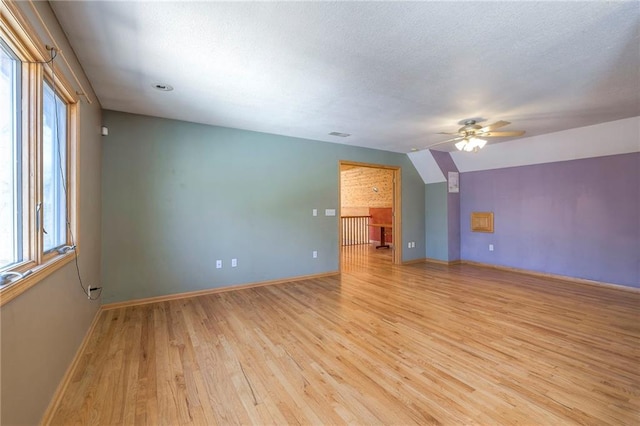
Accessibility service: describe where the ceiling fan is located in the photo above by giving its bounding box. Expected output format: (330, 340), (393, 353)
(428, 119), (526, 152)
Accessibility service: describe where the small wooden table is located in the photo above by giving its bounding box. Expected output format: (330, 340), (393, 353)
(369, 223), (392, 249)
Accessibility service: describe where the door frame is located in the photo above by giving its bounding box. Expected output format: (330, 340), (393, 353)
(338, 160), (402, 270)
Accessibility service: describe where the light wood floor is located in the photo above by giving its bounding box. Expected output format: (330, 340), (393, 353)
(49, 245), (640, 425)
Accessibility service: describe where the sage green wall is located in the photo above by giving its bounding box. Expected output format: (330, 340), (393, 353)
(425, 182), (449, 261)
(0, 3), (102, 425)
(101, 111), (425, 303)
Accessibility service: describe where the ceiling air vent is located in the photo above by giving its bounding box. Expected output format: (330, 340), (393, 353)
(152, 83), (174, 91)
(329, 132), (351, 137)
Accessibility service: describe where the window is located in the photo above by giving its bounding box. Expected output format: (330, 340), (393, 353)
(0, 13), (78, 304)
(42, 82), (68, 252)
(0, 40), (22, 271)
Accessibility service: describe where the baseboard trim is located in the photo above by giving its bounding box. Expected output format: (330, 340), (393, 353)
(462, 261), (640, 293)
(402, 257), (427, 265)
(102, 271), (341, 310)
(418, 258), (462, 266)
(40, 307), (103, 425)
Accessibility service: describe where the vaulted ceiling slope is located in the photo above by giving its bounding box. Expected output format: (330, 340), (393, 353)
(51, 1), (639, 154)
(410, 117), (640, 184)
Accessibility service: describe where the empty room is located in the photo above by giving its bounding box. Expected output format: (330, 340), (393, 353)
(1, 1), (638, 425)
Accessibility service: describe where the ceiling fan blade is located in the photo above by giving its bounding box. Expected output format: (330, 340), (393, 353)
(482, 130), (526, 137)
(425, 136), (464, 148)
(437, 131), (460, 135)
(479, 120), (510, 133)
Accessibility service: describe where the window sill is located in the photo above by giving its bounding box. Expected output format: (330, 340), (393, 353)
(0, 252), (76, 307)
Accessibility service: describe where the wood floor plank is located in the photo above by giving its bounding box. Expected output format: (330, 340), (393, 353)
(48, 245), (640, 425)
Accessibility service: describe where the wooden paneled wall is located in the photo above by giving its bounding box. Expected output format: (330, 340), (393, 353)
(340, 166), (393, 217)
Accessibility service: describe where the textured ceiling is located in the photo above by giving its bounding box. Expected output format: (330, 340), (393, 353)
(51, 1), (639, 153)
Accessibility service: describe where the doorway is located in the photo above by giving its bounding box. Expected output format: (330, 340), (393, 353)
(338, 161), (402, 271)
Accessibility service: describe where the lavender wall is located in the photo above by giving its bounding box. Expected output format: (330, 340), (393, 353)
(460, 152), (640, 287)
(430, 150), (461, 261)
(448, 188), (461, 261)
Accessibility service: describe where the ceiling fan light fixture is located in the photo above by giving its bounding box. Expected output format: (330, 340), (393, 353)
(455, 136), (488, 152)
(468, 137), (487, 149)
(455, 140), (467, 151)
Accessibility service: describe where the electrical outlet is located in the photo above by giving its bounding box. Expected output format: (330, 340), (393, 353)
(216, 260), (222, 269)
(312, 209), (317, 216)
(312, 251), (318, 258)
(231, 258), (237, 267)
(489, 244), (494, 251)
(408, 242), (412, 248)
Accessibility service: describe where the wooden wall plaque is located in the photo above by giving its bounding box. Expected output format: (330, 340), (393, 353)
(471, 212), (494, 233)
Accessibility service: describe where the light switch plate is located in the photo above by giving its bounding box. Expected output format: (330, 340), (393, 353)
(325, 209), (336, 216)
